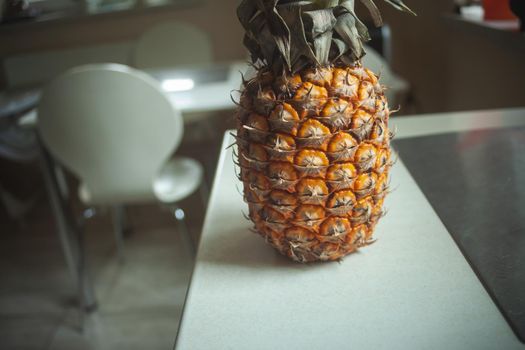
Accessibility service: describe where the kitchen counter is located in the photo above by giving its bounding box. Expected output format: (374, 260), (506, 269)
(175, 107), (525, 350)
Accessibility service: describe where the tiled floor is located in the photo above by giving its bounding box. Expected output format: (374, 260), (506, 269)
(0, 201), (197, 350)
(0, 113), (235, 350)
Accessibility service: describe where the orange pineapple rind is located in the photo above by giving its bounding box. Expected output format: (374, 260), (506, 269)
(296, 119), (332, 150)
(269, 189), (298, 206)
(273, 73), (303, 97)
(238, 124), (268, 144)
(318, 98), (353, 130)
(296, 178), (329, 205)
(357, 80), (377, 112)
(351, 197), (373, 225)
(353, 172), (378, 199)
(373, 173), (389, 201)
(354, 143), (378, 172)
(326, 163), (356, 191)
(326, 190), (357, 216)
(369, 119), (388, 145)
(266, 162), (299, 192)
(325, 132), (358, 162)
(237, 64), (392, 263)
(251, 87), (277, 116)
(239, 151), (268, 172)
(268, 103), (300, 135)
(319, 217), (352, 241)
(301, 67), (334, 88)
(330, 68), (359, 100)
(291, 82), (329, 118)
(350, 109), (374, 140)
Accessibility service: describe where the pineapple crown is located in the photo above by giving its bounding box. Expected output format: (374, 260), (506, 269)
(237, 0), (415, 74)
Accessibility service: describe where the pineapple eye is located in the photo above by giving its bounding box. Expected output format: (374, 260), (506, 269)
(298, 119), (331, 138)
(374, 174), (389, 195)
(331, 68), (359, 99)
(354, 143), (378, 167)
(352, 198), (373, 219)
(246, 114), (269, 131)
(320, 217), (351, 237)
(364, 68), (379, 85)
(374, 148), (390, 171)
(270, 103), (299, 122)
(326, 99), (350, 114)
(353, 173), (378, 193)
(352, 224), (371, 243)
(261, 206), (286, 224)
(285, 227), (316, 243)
(267, 162), (298, 181)
(268, 133), (295, 151)
(296, 179), (328, 197)
(269, 190), (297, 206)
(294, 82), (328, 101)
(351, 110), (374, 129)
(313, 242), (341, 260)
(301, 68), (333, 87)
(295, 205), (325, 222)
(244, 188), (262, 204)
(358, 80), (375, 100)
(327, 163), (357, 182)
(248, 144), (268, 162)
(370, 120), (386, 141)
(248, 171), (270, 190)
(327, 190), (357, 209)
(294, 150), (329, 167)
(371, 199), (385, 221)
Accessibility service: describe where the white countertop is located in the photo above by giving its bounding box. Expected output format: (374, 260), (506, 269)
(175, 108), (525, 349)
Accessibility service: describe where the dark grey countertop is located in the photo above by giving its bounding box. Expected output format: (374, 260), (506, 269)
(394, 121), (525, 343)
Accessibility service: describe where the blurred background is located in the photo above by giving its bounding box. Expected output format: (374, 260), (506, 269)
(0, 0), (524, 349)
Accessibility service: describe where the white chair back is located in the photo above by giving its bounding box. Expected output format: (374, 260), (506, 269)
(133, 21), (213, 69)
(38, 63), (183, 205)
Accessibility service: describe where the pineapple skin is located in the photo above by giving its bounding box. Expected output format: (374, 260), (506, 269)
(236, 65), (391, 263)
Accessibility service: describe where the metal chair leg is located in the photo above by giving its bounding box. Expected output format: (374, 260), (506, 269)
(111, 205), (126, 262)
(54, 163), (69, 200)
(38, 138), (97, 312)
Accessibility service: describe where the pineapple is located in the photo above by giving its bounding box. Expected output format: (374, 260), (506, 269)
(235, 0), (414, 263)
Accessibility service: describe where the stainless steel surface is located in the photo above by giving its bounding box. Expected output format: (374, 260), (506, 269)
(394, 126), (525, 343)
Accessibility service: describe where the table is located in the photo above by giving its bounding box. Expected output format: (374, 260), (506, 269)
(174, 107), (525, 349)
(146, 61), (245, 114)
(9, 61), (246, 128)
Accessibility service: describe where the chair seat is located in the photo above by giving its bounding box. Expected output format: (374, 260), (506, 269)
(78, 157), (203, 205)
(153, 157), (203, 204)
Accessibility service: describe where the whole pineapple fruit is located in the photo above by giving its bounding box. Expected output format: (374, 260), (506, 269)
(235, 0), (414, 263)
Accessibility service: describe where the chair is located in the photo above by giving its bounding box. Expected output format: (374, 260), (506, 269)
(133, 21), (213, 70)
(0, 90), (40, 224)
(37, 63), (205, 310)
